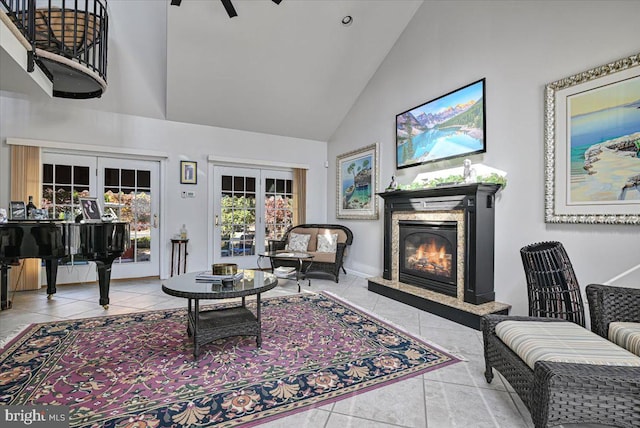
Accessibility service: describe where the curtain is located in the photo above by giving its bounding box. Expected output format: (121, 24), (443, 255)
(292, 168), (306, 225)
(10, 145), (42, 291)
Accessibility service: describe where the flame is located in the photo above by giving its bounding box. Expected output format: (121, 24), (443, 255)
(415, 240), (446, 261)
(407, 238), (452, 277)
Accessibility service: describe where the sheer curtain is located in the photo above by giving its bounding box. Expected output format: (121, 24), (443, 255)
(292, 168), (306, 225)
(10, 145), (42, 291)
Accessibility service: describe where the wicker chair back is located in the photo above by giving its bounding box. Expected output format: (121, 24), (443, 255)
(520, 241), (585, 327)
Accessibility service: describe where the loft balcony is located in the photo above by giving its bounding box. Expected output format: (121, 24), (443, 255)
(1, 0), (108, 99)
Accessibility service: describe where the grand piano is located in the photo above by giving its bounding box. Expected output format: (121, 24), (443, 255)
(0, 221), (130, 310)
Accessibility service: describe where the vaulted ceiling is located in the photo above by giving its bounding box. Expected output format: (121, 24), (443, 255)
(1, 0), (423, 141)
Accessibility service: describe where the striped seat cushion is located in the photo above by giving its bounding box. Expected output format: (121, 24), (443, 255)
(609, 322), (640, 357)
(495, 320), (640, 370)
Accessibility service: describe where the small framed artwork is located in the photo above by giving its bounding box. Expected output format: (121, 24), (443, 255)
(181, 161), (197, 184)
(9, 201), (26, 220)
(79, 197), (102, 222)
(544, 52), (640, 225)
(336, 143), (379, 220)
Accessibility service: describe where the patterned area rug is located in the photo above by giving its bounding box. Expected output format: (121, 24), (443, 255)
(1, 292), (460, 427)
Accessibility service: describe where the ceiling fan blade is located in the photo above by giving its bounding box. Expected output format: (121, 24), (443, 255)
(170, 0), (182, 5)
(220, 0), (238, 18)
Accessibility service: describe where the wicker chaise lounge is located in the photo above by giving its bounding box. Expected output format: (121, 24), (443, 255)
(482, 314), (640, 428)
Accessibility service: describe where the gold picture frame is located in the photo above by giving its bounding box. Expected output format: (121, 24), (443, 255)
(181, 161), (197, 184)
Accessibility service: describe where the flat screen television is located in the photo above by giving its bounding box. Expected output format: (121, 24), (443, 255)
(396, 78), (486, 169)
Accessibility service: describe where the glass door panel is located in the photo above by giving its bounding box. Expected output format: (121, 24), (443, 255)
(41, 153), (97, 285)
(98, 158), (159, 279)
(42, 159), (93, 221)
(263, 173), (294, 249)
(213, 167), (260, 268)
(212, 167), (293, 269)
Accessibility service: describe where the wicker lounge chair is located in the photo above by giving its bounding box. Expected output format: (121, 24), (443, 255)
(482, 314), (640, 428)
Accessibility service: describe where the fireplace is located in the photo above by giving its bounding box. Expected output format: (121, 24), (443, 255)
(399, 220), (457, 296)
(376, 184), (502, 305)
(369, 184), (510, 330)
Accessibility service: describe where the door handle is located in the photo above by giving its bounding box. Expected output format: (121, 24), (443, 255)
(215, 215), (219, 227)
(153, 214), (158, 228)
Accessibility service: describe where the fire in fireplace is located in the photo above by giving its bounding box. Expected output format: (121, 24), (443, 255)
(399, 220), (457, 297)
(406, 238), (453, 278)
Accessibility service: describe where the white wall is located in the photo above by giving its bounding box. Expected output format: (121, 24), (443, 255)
(328, 0), (640, 316)
(0, 95), (328, 278)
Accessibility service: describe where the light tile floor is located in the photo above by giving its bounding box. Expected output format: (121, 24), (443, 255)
(0, 273), (605, 428)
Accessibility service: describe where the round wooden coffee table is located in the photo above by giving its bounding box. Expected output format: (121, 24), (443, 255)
(162, 269), (278, 358)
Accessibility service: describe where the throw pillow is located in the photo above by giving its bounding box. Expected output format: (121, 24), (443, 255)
(287, 232), (311, 252)
(317, 233), (338, 253)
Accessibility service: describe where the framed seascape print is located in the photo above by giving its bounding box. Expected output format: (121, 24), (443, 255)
(336, 143), (379, 220)
(180, 161), (197, 184)
(396, 78), (486, 169)
(79, 197), (102, 222)
(544, 53), (640, 225)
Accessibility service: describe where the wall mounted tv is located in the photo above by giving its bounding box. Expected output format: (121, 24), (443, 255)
(396, 78), (486, 169)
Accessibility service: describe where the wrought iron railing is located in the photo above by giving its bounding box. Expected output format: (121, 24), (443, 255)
(1, 0), (108, 97)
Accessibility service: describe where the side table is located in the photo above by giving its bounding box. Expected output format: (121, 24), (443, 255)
(171, 238), (189, 276)
(257, 251), (313, 292)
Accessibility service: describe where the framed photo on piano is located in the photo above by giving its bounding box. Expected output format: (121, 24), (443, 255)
(9, 201), (26, 220)
(79, 197), (102, 222)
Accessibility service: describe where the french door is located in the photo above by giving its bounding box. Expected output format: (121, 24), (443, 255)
(211, 166), (293, 269)
(42, 153), (160, 283)
(97, 158), (160, 279)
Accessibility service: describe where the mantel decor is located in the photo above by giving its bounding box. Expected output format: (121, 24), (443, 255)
(336, 143), (379, 219)
(544, 53), (640, 225)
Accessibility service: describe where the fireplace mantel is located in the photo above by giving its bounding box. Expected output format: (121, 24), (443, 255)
(370, 183), (508, 329)
(378, 183), (501, 304)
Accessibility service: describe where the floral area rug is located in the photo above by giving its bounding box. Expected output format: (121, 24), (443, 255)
(0, 292), (460, 427)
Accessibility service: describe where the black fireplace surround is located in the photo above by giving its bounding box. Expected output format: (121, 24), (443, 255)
(398, 220), (457, 297)
(377, 183), (501, 305)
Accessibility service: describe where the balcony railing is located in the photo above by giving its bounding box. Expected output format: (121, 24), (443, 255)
(1, 0), (108, 98)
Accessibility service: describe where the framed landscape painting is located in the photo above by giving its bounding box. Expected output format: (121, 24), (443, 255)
(336, 143), (379, 220)
(544, 53), (640, 225)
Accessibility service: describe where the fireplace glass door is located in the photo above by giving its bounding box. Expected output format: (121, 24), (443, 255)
(399, 221), (457, 296)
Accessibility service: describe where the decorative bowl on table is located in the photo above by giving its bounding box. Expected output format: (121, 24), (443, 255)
(212, 263), (238, 275)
